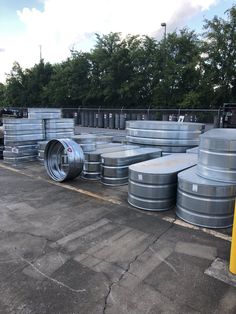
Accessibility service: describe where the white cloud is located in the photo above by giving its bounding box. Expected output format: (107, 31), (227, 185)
(0, 0), (217, 83)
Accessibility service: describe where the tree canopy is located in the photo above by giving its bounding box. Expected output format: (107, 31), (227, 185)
(1, 5), (236, 109)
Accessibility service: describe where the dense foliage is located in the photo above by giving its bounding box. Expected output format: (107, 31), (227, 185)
(1, 5), (236, 109)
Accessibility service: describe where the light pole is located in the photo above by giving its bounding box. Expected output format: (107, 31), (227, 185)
(161, 22), (167, 106)
(161, 22), (167, 42)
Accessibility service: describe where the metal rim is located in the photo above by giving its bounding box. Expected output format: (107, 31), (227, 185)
(44, 139), (84, 182)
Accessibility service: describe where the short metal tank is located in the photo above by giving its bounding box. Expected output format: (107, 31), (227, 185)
(101, 147), (162, 186)
(176, 166), (236, 228)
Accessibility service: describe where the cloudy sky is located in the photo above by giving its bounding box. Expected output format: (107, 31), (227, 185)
(0, 0), (234, 83)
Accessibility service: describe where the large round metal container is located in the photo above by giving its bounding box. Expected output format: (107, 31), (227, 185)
(44, 139), (84, 182)
(101, 147), (162, 186)
(109, 113), (115, 129)
(128, 153), (198, 211)
(89, 112), (94, 127)
(119, 114), (126, 130)
(104, 113), (109, 128)
(98, 113), (104, 128)
(28, 108), (61, 119)
(84, 112), (89, 127)
(176, 166), (236, 228)
(126, 121), (204, 152)
(197, 129), (236, 183)
(115, 113), (120, 129)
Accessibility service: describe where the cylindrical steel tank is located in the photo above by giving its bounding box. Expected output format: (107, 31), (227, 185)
(115, 113), (120, 129)
(197, 129), (236, 183)
(109, 113), (115, 129)
(176, 166), (236, 228)
(104, 113), (109, 128)
(128, 153), (198, 211)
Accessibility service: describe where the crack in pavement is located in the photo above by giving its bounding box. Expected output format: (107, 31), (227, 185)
(102, 220), (176, 314)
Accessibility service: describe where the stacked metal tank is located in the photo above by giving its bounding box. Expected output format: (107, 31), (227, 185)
(126, 121), (204, 153)
(3, 119), (44, 163)
(128, 153), (197, 211)
(37, 141), (49, 163)
(101, 147), (162, 186)
(45, 119), (74, 140)
(176, 129), (236, 228)
(28, 108), (61, 119)
(82, 144), (139, 180)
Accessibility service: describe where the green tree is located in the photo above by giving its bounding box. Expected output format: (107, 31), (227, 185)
(201, 5), (236, 107)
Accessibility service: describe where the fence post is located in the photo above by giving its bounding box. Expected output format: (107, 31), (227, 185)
(230, 200), (236, 274)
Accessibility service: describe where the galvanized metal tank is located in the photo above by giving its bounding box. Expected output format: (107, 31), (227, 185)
(126, 121), (205, 153)
(45, 118), (74, 140)
(28, 108), (61, 119)
(3, 118), (44, 163)
(101, 147), (162, 186)
(176, 166), (236, 228)
(82, 144), (139, 180)
(128, 153), (197, 211)
(197, 129), (236, 183)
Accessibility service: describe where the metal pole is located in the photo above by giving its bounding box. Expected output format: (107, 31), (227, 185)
(230, 200), (236, 274)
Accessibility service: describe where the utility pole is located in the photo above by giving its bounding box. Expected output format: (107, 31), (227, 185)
(39, 44), (42, 61)
(161, 22), (167, 106)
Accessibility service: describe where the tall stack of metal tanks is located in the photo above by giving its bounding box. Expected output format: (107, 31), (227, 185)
(3, 119), (44, 163)
(28, 108), (75, 163)
(176, 129), (236, 228)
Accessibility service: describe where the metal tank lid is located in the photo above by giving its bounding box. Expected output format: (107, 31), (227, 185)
(178, 166), (236, 197)
(129, 153), (197, 175)
(126, 120), (205, 131)
(199, 128), (236, 151)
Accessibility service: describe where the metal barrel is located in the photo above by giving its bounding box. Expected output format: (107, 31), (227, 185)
(81, 144), (139, 180)
(103, 113), (109, 128)
(28, 108), (61, 119)
(126, 121), (204, 153)
(115, 113), (120, 129)
(131, 113), (137, 120)
(186, 147), (199, 154)
(84, 112), (89, 127)
(98, 113), (104, 128)
(89, 111), (94, 127)
(80, 111), (85, 126)
(128, 153), (198, 211)
(109, 113), (115, 129)
(197, 129), (236, 183)
(101, 147), (162, 186)
(44, 139), (84, 182)
(176, 166), (236, 228)
(119, 114), (126, 130)
(94, 113), (98, 127)
(136, 114), (142, 120)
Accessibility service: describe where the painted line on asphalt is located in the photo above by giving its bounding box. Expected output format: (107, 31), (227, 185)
(162, 216), (231, 242)
(0, 163), (121, 205)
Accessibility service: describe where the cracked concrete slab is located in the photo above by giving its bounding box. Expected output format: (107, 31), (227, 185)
(0, 162), (235, 314)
